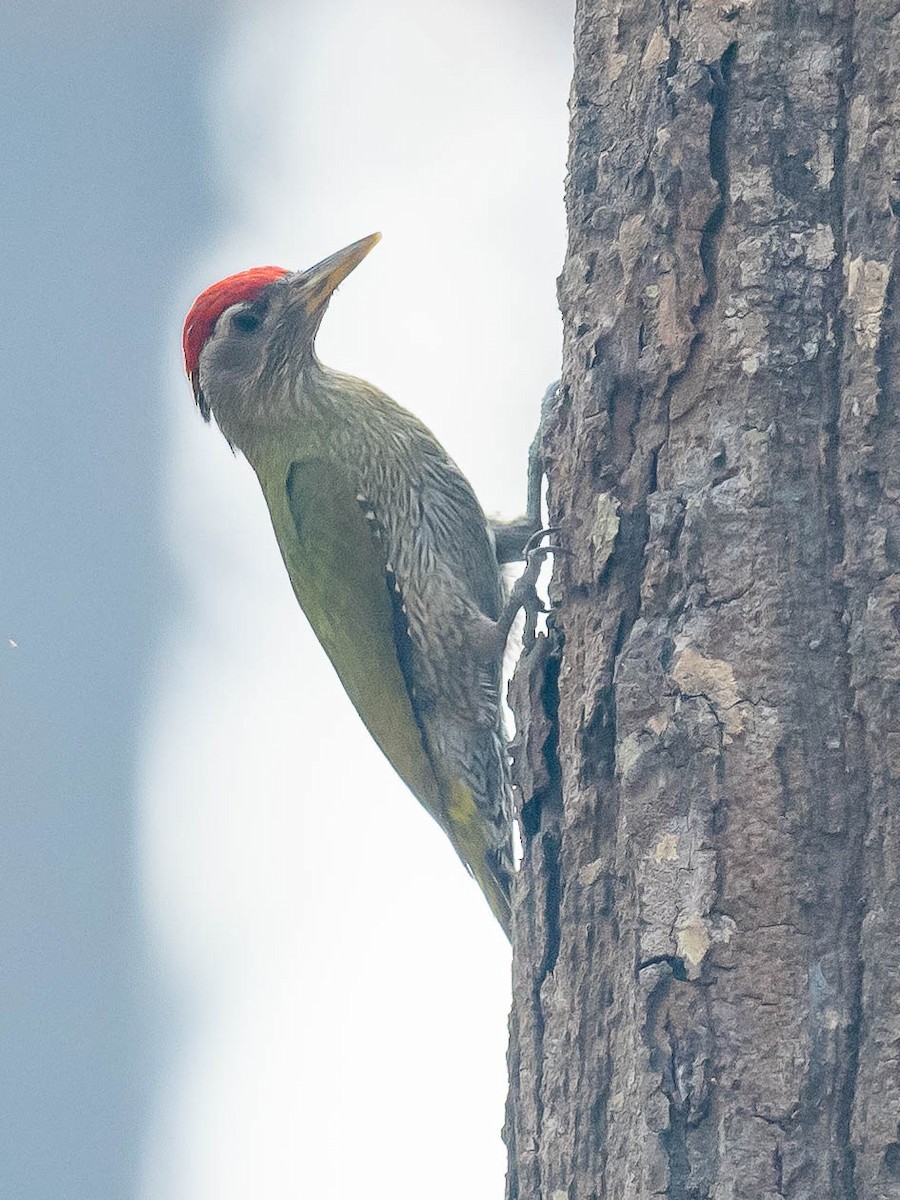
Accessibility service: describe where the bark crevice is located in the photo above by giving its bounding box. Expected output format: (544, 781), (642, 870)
(698, 42), (737, 318)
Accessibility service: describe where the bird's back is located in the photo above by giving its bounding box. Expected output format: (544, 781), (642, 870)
(255, 370), (515, 934)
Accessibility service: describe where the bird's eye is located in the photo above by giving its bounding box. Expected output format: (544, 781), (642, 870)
(232, 308), (262, 334)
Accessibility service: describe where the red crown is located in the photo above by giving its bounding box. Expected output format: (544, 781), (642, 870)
(182, 266), (287, 378)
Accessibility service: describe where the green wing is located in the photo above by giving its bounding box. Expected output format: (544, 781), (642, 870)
(267, 456), (443, 815)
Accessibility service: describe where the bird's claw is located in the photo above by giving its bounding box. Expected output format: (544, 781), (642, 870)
(515, 526), (565, 645)
(523, 525), (563, 557)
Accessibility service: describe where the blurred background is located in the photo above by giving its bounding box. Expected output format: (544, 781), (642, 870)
(1, 3), (571, 1197)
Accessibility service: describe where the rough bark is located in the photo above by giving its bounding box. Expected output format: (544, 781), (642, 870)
(506, 0), (900, 1196)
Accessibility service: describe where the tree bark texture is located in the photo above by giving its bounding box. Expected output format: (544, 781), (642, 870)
(507, 0), (900, 1196)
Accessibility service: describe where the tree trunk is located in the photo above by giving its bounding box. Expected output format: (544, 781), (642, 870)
(506, 0), (900, 1196)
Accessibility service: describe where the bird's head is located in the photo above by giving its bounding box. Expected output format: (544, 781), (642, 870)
(182, 232), (381, 434)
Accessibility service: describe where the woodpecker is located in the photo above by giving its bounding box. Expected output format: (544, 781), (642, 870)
(182, 233), (546, 939)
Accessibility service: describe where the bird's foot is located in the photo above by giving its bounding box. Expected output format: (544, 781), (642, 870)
(473, 530), (564, 662)
(511, 527), (563, 644)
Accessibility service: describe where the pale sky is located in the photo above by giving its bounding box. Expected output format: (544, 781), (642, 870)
(3, 4), (571, 1197)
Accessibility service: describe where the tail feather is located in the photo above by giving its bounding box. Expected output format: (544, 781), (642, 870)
(443, 773), (513, 941)
(417, 712), (514, 939)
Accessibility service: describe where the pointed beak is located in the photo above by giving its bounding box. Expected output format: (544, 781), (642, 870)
(286, 232), (381, 321)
